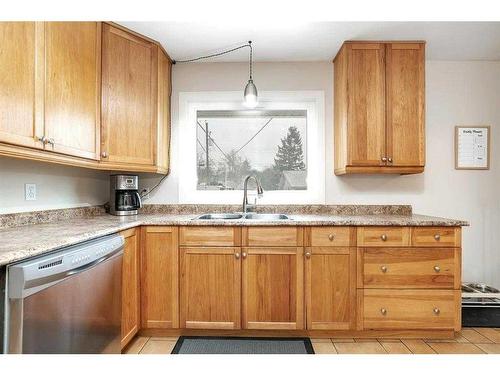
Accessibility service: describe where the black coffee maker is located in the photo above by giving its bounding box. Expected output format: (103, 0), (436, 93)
(109, 175), (142, 216)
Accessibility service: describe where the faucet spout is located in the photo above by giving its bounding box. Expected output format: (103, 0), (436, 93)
(242, 175), (264, 213)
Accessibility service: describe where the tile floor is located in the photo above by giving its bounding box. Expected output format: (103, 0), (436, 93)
(124, 328), (500, 354)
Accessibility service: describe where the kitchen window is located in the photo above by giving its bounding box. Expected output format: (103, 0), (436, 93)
(178, 91), (325, 204)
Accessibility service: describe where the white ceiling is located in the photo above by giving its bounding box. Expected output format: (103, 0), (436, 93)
(119, 22), (500, 62)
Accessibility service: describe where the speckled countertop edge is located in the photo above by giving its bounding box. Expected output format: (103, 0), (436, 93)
(0, 212), (468, 267)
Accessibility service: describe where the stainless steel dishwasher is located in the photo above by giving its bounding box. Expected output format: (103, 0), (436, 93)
(3, 234), (124, 354)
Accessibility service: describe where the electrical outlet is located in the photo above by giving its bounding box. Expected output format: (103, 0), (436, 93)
(25, 183), (37, 201)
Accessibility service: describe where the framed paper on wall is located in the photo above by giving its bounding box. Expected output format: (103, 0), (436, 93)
(455, 126), (490, 170)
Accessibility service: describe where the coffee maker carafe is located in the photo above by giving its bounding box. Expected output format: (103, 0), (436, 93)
(109, 175), (142, 216)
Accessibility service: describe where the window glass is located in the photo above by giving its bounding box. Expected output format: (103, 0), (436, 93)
(196, 110), (307, 191)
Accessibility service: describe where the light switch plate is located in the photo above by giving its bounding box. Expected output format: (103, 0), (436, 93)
(25, 183), (37, 201)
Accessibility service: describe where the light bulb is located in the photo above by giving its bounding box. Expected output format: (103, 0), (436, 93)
(244, 79), (258, 108)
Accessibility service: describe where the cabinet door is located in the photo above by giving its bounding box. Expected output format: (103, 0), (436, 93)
(44, 22), (100, 159)
(386, 43), (425, 167)
(156, 49), (172, 172)
(347, 43), (386, 166)
(101, 24), (157, 166)
(180, 247), (241, 329)
(141, 226), (179, 329)
(121, 228), (140, 349)
(0, 22), (43, 149)
(242, 247), (304, 330)
(305, 247), (356, 330)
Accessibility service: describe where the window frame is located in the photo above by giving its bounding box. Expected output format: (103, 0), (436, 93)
(178, 91), (325, 204)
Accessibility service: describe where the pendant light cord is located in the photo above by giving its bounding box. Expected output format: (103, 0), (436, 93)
(173, 41), (253, 79)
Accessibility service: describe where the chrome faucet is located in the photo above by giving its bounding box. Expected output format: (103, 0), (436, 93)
(242, 175), (264, 213)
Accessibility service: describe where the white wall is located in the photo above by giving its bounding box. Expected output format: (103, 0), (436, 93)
(0, 157), (109, 213)
(143, 60), (500, 286)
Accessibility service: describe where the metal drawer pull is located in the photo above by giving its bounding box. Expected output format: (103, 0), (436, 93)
(434, 265), (441, 273)
(434, 234), (441, 241)
(380, 308), (387, 315)
(328, 234), (335, 241)
(381, 157), (387, 162)
(388, 157), (393, 163)
(380, 265), (388, 273)
(305, 252), (311, 259)
(101, 151), (108, 158)
(433, 308), (440, 315)
(242, 252), (247, 259)
(235, 253), (240, 259)
(381, 234), (387, 241)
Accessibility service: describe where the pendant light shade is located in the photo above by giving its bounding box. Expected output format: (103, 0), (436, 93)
(244, 79), (258, 108)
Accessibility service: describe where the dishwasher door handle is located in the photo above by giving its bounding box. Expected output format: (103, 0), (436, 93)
(22, 246), (123, 296)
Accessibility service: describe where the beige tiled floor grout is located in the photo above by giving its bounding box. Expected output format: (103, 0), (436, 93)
(136, 337), (150, 354)
(126, 328), (500, 354)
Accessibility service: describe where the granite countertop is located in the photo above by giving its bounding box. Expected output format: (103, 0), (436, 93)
(0, 211), (468, 267)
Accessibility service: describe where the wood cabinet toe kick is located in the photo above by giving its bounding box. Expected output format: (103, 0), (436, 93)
(120, 224), (463, 346)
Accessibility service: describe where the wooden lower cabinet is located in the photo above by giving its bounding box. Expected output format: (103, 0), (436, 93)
(359, 289), (460, 331)
(125, 225), (462, 340)
(305, 247), (356, 330)
(242, 247), (304, 330)
(141, 226), (179, 329)
(120, 228), (140, 349)
(180, 247), (241, 329)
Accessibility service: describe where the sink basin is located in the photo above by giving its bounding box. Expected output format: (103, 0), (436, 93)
(192, 213), (291, 221)
(194, 213), (244, 220)
(244, 213), (290, 220)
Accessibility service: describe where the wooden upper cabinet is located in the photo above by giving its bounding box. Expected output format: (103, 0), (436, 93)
(44, 22), (101, 160)
(0, 22), (171, 173)
(157, 48), (172, 173)
(334, 41), (425, 175)
(386, 43), (425, 167)
(0, 22), (42, 149)
(101, 23), (158, 167)
(346, 43), (386, 167)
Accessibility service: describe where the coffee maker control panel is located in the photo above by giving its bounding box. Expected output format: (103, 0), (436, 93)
(113, 175), (139, 190)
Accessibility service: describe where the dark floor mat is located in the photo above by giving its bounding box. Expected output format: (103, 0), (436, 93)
(171, 336), (314, 354)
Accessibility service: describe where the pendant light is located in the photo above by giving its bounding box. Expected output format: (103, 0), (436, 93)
(173, 41), (258, 108)
(243, 41), (258, 108)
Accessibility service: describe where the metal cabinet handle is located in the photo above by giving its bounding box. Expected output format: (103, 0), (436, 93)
(433, 265), (441, 273)
(434, 234), (441, 241)
(380, 265), (388, 273)
(380, 308), (387, 315)
(388, 157), (393, 163)
(242, 252), (247, 259)
(381, 156), (388, 162)
(235, 253), (240, 259)
(433, 308), (440, 315)
(35, 135), (47, 144)
(328, 234), (335, 241)
(381, 234), (388, 241)
(305, 252), (311, 259)
(101, 151), (108, 158)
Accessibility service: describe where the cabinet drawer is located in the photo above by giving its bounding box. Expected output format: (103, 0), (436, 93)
(359, 248), (460, 289)
(179, 226), (241, 246)
(307, 227), (356, 247)
(412, 227), (461, 247)
(361, 289), (459, 330)
(242, 227), (302, 247)
(357, 227), (410, 247)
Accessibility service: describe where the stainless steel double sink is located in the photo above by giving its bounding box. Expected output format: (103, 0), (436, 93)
(193, 213), (291, 221)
